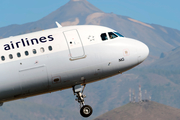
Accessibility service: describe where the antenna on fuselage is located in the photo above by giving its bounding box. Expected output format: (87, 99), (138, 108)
(55, 21), (62, 28)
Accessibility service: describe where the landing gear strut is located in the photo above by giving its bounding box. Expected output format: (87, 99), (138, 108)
(73, 84), (93, 117)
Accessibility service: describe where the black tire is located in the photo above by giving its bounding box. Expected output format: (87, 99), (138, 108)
(80, 105), (93, 117)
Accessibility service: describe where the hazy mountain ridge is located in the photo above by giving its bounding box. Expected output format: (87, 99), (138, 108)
(0, 0), (180, 57)
(0, 100), (80, 120)
(84, 12), (180, 56)
(22, 68), (180, 119)
(0, 0), (102, 38)
(149, 46), (180, 70)
(0, 0), (180, 119)
(0, 67), (177, 120)
(94, 101), (180, 120)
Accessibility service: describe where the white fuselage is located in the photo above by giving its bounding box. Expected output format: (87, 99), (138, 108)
(0, 25), (149, 103)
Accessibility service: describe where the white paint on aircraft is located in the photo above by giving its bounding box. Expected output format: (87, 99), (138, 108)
(0, 23), (149, 117)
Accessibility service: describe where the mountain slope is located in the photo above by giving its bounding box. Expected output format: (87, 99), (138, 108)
(0, 0), (180, 119)
(94, 101), (180, 120)
(0, 0), (180, 57)
(23, 69), (180, 119)
(0, 0), (102, 38)
(38, 0), (102, 27)
(150, 46), (180, 69)
(85, 12), (180, 56)
(0, 100), (81, 120)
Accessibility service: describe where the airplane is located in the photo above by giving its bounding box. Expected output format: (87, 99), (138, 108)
(0, 22), (149, 117)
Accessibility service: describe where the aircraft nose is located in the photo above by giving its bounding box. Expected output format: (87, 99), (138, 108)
(137, 41), (149, 63)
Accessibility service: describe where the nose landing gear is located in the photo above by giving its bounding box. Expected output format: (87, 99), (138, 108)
(72, 84), (93, 117)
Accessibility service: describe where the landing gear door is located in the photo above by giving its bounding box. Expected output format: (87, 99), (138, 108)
(63, 30), (85, 60)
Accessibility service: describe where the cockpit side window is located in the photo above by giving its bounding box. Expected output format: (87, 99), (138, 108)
(101, 33), (108, 41)
(108, 32), (118, 39)
(114, 32), (124, 37)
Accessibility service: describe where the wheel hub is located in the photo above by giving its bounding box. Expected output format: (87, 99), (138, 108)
(83, 107), (90, 114)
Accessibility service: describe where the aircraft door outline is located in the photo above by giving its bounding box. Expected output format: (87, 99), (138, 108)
(63, 29), (86, 60)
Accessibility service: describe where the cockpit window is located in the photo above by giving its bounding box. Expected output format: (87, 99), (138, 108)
(108, 32), (118, 39)
(101, 33), (108, 41)
(114, 32), (124, 37)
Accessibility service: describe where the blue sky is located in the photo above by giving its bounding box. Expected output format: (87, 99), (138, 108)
(0, 0), (180, 30)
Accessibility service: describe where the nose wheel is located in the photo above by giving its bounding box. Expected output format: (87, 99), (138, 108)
(73, 84), (93, 117)
(80, 105), (93, 117)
